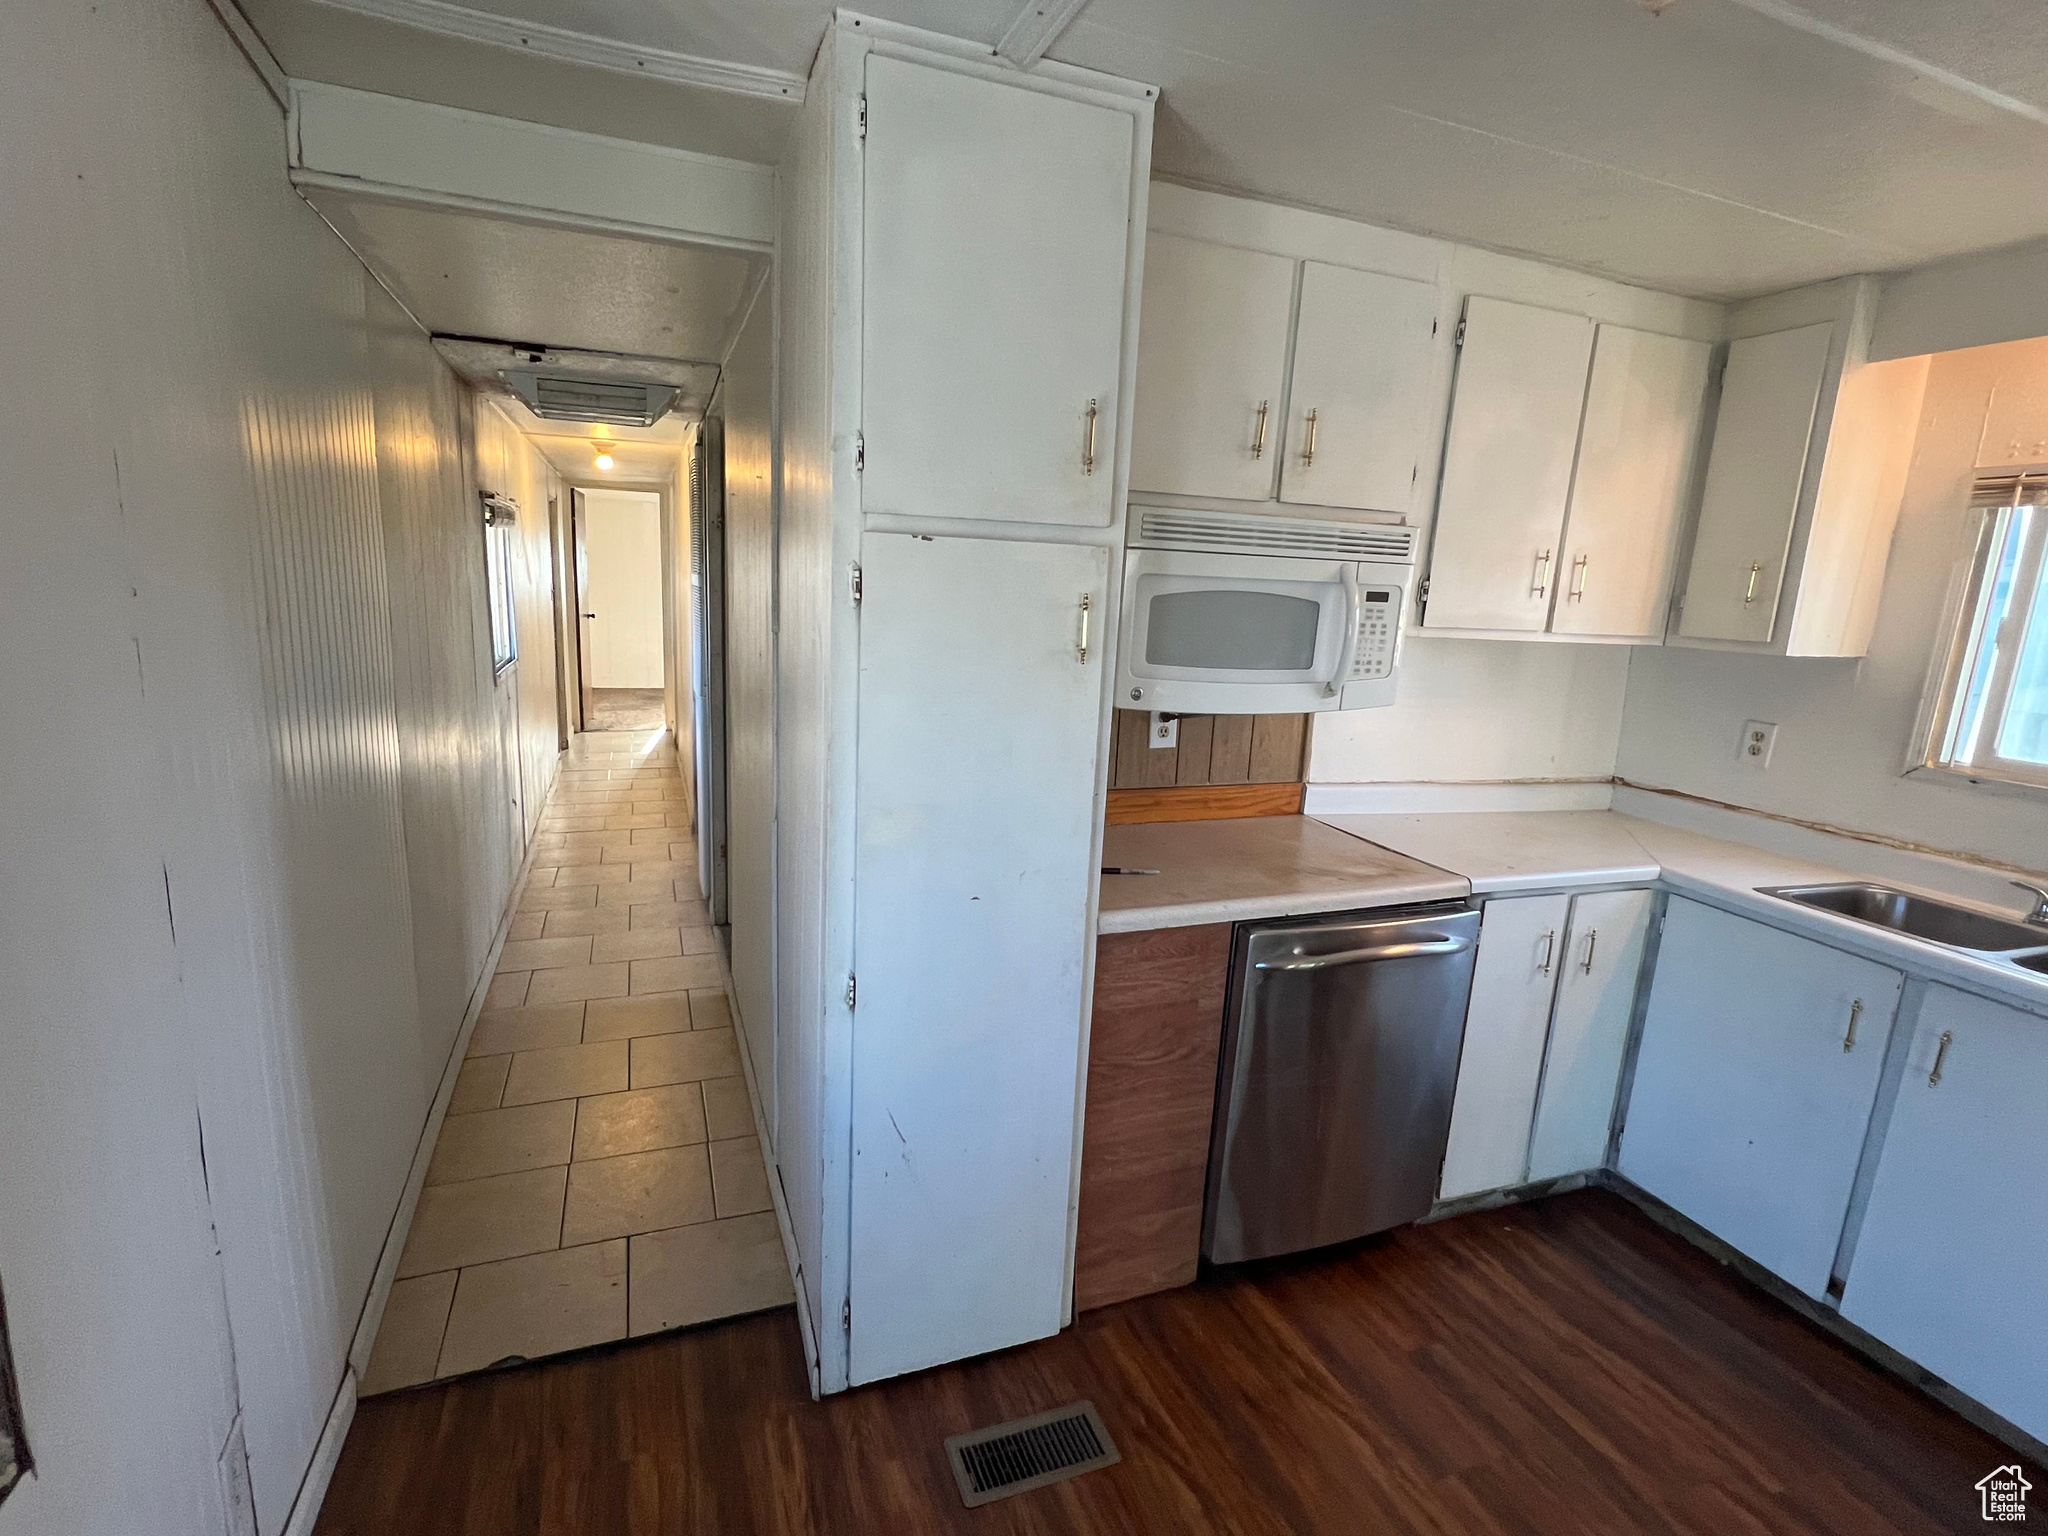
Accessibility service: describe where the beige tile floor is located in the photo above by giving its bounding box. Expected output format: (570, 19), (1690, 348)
(360, 728), (794, 1395)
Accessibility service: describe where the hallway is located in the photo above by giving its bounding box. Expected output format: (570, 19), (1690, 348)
(360, 729), (791, 1394)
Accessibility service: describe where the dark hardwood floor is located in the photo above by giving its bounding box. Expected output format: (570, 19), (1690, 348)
(316, 1189), (2019, 1535)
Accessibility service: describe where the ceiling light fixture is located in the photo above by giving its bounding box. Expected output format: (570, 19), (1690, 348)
(593, 445), (616, 471)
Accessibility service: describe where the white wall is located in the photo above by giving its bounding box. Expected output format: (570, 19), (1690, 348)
(722, 283), (779, 1132)
(1617, 334), (2048, 879)
(1310, 638), (1631, 787)
(0, 4), (549, 1530)
(578, 489), (666, 688)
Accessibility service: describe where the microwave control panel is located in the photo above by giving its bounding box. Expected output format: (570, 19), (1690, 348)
(1347, 587), (1401, 680)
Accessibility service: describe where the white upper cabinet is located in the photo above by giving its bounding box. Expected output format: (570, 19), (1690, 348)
(1424, 297), (1595, 632)
(1676, 276), (1931, 656)
(1841, 986), (2048, 1443)
(1128, 235), (1296, 501)
(1620, 898), (1901, 1299)
(1278, 262), (1438, 514)
(1127, 239), (1437, 515)
(859, 54), (1135, 527)
(1550, 328), (1712, 640)
(1677, 322), (1833, 644)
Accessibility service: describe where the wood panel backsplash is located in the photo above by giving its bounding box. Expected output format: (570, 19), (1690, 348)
(1109, 711), (1310, 790)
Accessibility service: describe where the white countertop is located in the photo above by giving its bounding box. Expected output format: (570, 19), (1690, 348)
(1311, 810), (1660, 893)
(1311, 808), (2048, 1017)
(1097, 816), (1468, 934)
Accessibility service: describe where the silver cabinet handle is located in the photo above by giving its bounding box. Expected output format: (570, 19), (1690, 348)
(1842, 999), (1863, 1053)
(1076, 593), (1092, 663)
(1580, 928), (1598, 974)
(1744, 560), (1763, 605)
(1536, 929), (1556, 976)
(1254, 936), (1472, 971)
(1531, 549), (1553, 599)
(1251, 400), (1269, 460)
(1569, 554), (1589, 603)
(1301, 407), (1319, 467)
(1928, 1029), (1953, 1085)
(1082, 399), (1099, 475)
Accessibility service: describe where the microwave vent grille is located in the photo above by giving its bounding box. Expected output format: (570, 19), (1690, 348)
(1133, 509), (1416, 562)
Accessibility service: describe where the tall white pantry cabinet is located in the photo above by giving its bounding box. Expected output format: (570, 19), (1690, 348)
(774, 15), (1155, 1393)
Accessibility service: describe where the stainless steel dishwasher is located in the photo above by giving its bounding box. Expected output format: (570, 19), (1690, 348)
(1202, 901), (1481, 1264)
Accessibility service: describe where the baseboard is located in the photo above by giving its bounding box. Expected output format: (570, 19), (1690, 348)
(1303, 779), (1615, 815)
(279, 1369), (356, 1536)
(345, 795), (553, 1382)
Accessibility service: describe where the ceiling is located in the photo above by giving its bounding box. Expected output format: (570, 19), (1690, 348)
(304, 187), (764, 360)
(490, 394), (692, 482)
(246, 0), (2048, 298)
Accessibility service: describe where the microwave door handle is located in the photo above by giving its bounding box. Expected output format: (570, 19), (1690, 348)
(1325, 566), (1360, 698)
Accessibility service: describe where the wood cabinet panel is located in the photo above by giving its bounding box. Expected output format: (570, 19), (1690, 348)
(1104, 783), (1305, 824)
(1075, 923), (1233, 1312)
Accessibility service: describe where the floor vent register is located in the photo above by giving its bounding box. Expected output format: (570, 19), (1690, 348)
(943, 1401), (1121, 1508)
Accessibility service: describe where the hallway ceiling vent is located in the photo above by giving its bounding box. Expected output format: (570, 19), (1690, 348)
(501, 369), (681, 428)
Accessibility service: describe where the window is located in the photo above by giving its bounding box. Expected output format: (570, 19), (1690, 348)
(482, 492), (519, 676)
(1919, 470), (2048, 791)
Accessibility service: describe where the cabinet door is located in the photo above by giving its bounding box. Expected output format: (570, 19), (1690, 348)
(1128, 235), (1296, 501)
(1677, 323), (1832, 642)
(860, 55), (1134, 527)
(1620, 898), (1901, 1298)
(1424, 297), (1595, 631)
(1277, 262), (1439, 515)
(848, 532), (1109, 1385)
(1551, 328), (1711, 640)
(1439, 893), (1569, 1200)
(1842, 987), (2048, 1442)
(1073, 923), (1232, 1312)
(1526, 888), (1654, 1180)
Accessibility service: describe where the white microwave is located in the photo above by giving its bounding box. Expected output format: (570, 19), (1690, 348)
(1116, 508), (1417, 714)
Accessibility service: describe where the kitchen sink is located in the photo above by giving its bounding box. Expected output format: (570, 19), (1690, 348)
(1760, 882), (2048, 953)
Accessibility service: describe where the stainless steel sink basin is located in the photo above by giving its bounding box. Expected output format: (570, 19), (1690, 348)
(1760, 882), (2048, 953)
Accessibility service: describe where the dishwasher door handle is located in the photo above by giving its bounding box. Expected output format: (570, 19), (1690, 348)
(1253, 936), (1472, 971)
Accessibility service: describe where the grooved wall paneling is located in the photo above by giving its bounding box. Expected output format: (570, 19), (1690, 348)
(1110, 710), (1309, 790)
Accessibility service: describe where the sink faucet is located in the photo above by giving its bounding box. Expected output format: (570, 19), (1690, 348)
(2014, 880), (2048, 926)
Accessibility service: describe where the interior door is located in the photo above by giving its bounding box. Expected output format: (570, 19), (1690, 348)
(849, 532), (1108, 1384)
(1619, 898), (1900, 1298)
(690, 416), (729, 923)
(1525, 888), (1654, 1180)
(1678, 323), (1833, 643)
(1424, 297), (1595, 631)
(1439, 893), (1569, 1199)
(1278, 262), (1439, 515)
(570, 489), (594, 728)
(1841, 986), (2048, 1441)
(860, 54), (1135, 527)
(1551, 328), (1712, 639)
(1128, 233), (1296, 500)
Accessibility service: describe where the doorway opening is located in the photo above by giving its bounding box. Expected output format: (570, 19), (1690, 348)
(572, 486), (668, 732)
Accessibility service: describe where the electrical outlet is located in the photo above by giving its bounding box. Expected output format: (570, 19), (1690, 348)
(1148, 711), (1179, 750)
(1738, 720), (1777, 770)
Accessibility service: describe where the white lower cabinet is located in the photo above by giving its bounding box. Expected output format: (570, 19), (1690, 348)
(1526, 888), (1656, 1181)
(1842, 986), (2048, 1441)
(1440, 887), (1652, 1200)
(1619, 898), (1902, 1299)
(1440, 894), (1569, 1199)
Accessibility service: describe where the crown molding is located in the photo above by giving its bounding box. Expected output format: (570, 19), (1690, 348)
(305, 0), (806, 103)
